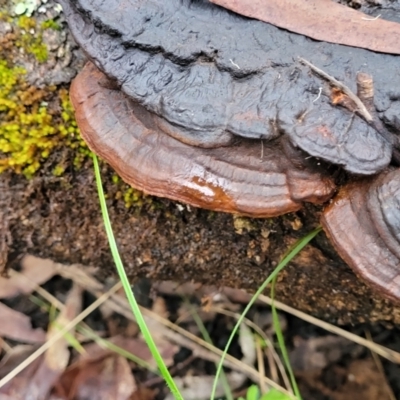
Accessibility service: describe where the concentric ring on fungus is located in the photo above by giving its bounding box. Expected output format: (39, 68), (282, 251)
(321, 169), (400, 302)
(60, 0), (400, 175)
(70, 63), (335, 217)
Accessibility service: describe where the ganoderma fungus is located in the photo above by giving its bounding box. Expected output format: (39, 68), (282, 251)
(70, 63), (335, 217)
(321, 169), (400, 302)
(62, 0), (400, 302)
(59, 0), (400, 175)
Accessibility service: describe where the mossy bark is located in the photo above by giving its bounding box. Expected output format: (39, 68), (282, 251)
(2, 155), (400, 325)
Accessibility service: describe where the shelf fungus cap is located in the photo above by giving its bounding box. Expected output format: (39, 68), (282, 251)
(60, 0), (397, 175)
(70, 63), (335, 217)
(281, 103), (392, 175)
(321, 169), (400, 301)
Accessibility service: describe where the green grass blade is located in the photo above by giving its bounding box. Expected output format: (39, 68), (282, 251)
(271, 280), (300, 399)
(210, 227), (322, 400)
(92, 154), (183, 400)
(185, 300), (234, 400)
(77, 325), (159, 373)
(30, 295), (159, 373)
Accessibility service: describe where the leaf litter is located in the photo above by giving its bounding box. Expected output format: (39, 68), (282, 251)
(0, 255), (398, 399)
(209, 0), (400, 54)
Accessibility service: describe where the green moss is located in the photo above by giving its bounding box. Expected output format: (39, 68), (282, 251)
(16, 15), (48, 63)
(41, 19), (61, 31)
(123, 187), (145, 209)
(111, 174), (120, 184)
(0, 11), (90, 178)
(16, 15), (36, 30)
(58, 88), (91, 169)
(0, 10), (153, 211)
(111, 178), (156, 210)
(0, 11), (12, 22)
(0, 59), (89, 178)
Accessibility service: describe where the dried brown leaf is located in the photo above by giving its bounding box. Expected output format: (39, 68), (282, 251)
(81, 336), (153, 366)
(0, 302), (46, 343)
(290, 335), (360, 372)
(24, 284), (83, 399)
(0, 345), (43, 399)
(210, 0), (400, 54)
(299, 358), (393, 400)
(55, 354), (136, 400)
(129, 387), (156, 400)
(0, 256), (57, 299)
(0, 345), (39, 378)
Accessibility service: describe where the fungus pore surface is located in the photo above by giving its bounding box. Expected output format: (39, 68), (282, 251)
(59, 0), (400, 175)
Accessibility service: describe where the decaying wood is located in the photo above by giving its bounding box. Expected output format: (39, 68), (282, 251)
(2, 162), (400, 325)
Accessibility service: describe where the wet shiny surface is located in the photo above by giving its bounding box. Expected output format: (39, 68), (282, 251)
(71, 63), (335, 217)
(59, 0), (400, 174)
(322, 170), (400, 301)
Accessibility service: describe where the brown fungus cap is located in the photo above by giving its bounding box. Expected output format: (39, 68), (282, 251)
(321, 169), (400, 302)
(60, 0), (399, 175)
(71, 63), (335, 217)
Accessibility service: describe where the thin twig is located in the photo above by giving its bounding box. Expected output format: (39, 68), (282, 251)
(258, 293), (400, 364)
(299, 57), (373, 122)
(313, 87), (322, 103)
(361, 14), (381, 21)
(0, 282), (122, 388)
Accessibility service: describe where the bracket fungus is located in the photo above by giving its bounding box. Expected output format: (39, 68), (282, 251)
(60, 0), (400, 175)
(61, 0), (400, 301)
(321, 170), (400, 302)
(71, 63), (335, 217)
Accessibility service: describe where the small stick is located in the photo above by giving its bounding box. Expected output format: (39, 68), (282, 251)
(299, 57), (373, 122)
(299, 58), (400, 165)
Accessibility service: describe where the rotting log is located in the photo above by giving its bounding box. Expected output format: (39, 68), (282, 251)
(1, 161), (400, 325)
(2, 0), (400, 325)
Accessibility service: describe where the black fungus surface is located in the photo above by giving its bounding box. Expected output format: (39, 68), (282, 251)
(60, 0), (400, 174)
